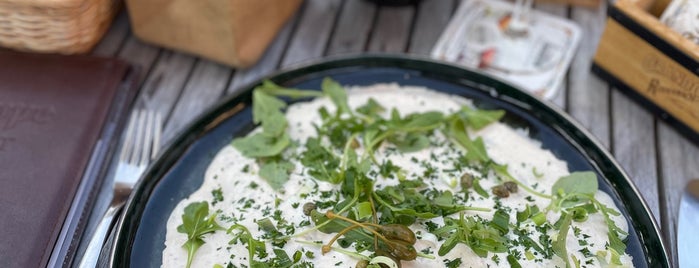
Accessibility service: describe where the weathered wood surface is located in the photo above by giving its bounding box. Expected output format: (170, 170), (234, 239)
(409, 0), (456, 55)
(367, 5), (415, 52)
(281, 0), (342, 68)
(611, 89), (660, 222)
(567, 4), (610, 149)
(162, 61), (233, 145)
(658, 123), (699, 265)
(326, 0), (377, 55)
(79, 0), (699, 264)
(138, 52), (196, 119)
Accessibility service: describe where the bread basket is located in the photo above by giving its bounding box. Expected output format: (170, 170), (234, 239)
(0, 0), (120, 54)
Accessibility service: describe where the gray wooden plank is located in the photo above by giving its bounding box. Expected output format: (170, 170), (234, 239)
(567, 4), (610, 148)
(534, 3), (568, 109)
(91, 11), (129, 57)
(139, 51), (197, 118)
(162, 60), (233, 145)
(408, 0), (454, 55)
(227, 12), (300, 95)
(611, 89), (660, 222)
(326, 0), (377, 55)
(116, 35), (161, 89)
(658, 123), (699, 266)
(367, 5), (415, 53)
(281, 0), (342, 68)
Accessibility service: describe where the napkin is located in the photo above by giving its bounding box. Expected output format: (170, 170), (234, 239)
(0, 51), (138, 267)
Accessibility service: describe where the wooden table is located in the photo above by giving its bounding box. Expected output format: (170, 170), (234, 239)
(80, 0), (699, 266)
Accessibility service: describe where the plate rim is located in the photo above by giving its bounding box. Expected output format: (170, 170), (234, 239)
(107, 54), (670, 267)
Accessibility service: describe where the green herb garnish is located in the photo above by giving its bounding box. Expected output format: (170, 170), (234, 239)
(433, 212), (508, 257)
(227, 224), (266, 268)
(220, 78), (629, 267)
(176, 202), (224, 268)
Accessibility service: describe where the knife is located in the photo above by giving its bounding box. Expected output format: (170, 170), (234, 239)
(678, 179), (699, 268)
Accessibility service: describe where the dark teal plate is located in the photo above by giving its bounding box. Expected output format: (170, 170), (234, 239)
(108, 55), (669, 267)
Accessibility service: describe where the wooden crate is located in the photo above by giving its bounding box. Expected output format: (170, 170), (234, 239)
(592, 0), (699, 143)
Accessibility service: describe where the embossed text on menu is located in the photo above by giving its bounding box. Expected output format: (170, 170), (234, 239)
(0, 103), (56, 152)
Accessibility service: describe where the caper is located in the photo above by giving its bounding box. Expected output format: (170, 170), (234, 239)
(492, 185), (510, 198)
(379, 224), (416, 245)
(355, 260), (369, 268)
(460, 173), (473, 189)
(504, 181), (518, 193)
(350, 138), (360, 149)
(386, 241), (417, 261)
(302, 202), (317, 216)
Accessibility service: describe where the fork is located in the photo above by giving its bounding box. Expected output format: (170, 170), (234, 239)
(78, 109), (162, 268)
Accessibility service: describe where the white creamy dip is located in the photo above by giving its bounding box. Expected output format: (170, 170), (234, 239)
(162, 83), (633, 268)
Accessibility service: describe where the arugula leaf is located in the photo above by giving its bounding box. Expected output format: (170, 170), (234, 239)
(322, 78), (351, 116)
(234, 82), (322, 190)
(434, 214), (507, 257)
(232, 86), (292, 161)
(458, 106), (505, 130)
(446, 119), (489, 163)
(553, 213), (573, 268)
(472, 178), (489, 198)
(232, 132), (290, 158)
(252, 90), (286, 127)
(466, 137), (489, 163)
(228, 224), (267, 268)
(438, 230), (460, 256)
(269, 248), (295, 268)
(258, 80), (324, 99)
(552, 172), (598, 198)
(356, 98), (385, 118)
(177, 202), (224, 268)
(259, 159), (295, 190)
(595, 201), (628, 255)
(262, 112), (288, 137)
(359, 110), (445, 156)
(490, 209), (510, 235)
(354, 201), (374, 220)
(390, 132), (430, 153)
(393, 111), (444, 132)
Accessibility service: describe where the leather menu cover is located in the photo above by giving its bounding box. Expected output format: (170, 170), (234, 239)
(0, 51), (132, 267)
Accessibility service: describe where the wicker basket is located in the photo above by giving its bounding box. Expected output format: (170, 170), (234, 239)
(0, 0), (120, 54)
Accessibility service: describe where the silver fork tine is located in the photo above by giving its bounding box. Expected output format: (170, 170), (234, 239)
(139, 110), (154, 167)
(151, 112), (162, 160)
(129, 110), (147, 165)
(120, 111), (138, 163)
